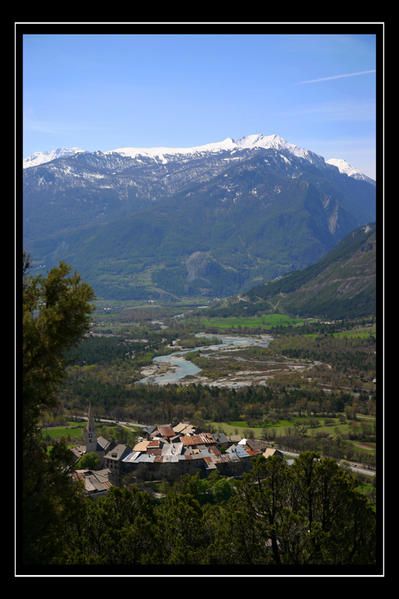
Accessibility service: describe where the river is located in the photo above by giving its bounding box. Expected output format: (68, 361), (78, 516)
(137, 332), (272, 385)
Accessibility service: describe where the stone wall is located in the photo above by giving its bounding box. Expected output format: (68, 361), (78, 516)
(122, 459), (205, 482)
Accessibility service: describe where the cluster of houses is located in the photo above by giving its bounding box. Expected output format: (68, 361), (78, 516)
(71, 404), (282, 498)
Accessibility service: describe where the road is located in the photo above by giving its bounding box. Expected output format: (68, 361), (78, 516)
(280, 450), (376, 477)
(70, 415), (147, 429)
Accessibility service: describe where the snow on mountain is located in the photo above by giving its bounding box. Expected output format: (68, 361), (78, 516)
(326, 158), (374, 183)
(107, 133), (323, 165)
(23, 136), (374, 185)
(234, 133), (314, 161)
(109, 138), (237, 162)
(24, 133), (376, 301)
(23, 147), (84, 169)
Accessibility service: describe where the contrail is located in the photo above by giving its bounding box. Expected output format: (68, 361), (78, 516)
(298, 69), (376, 85)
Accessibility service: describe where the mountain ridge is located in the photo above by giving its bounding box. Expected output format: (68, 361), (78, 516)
(208, 223), (376, 320)
(23, 135), (376, 300)
(24, 133), (373, 181)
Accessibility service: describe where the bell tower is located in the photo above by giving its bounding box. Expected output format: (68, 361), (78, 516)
(85, 402), (97, 452)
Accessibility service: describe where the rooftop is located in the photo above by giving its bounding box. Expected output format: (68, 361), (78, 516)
(153, 425), (175, 439)
(181, 433), (216, 447)
(105, 444), (129, 461)
(97, 436), (112, 451)
(263, 448), (279, 459)
(74, 469), (112, 494)
(133, 440), (150, 452)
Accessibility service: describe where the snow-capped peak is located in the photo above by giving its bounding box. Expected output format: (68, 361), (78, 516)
(326, 158), (374, 183)
(23, 147), (84, 169)
(326, 158), (361, 177)
(108, 138), (237, 161)
(107, 133), (320, 164)
(23, 137), (375, 185)
(233, 133), (314, 160)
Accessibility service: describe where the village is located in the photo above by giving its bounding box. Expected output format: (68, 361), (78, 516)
(71, 404), (282, 497)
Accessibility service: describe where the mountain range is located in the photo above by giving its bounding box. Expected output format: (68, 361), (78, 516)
(23, 134), (376, 300)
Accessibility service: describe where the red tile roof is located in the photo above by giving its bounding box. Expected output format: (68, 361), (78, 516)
(154, 425), (175, 438)
(181, 434), (216, 446)
(147, 440), (161, 448)
(147, 448), (162, 456)
(245, 447), (259, 456)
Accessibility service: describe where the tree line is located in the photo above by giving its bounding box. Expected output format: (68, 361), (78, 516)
(24, 446), (376, 567)
(59, 374), (371, 424)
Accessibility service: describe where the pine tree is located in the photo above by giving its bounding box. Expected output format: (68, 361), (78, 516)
(21, 257), (94, 565)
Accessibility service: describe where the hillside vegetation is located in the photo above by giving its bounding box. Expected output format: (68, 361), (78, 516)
(24, 146), (375, 299)
(209, 224), (376, 320)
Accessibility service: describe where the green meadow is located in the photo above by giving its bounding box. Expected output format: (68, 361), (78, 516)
(332, 326), (376, 339)
(199, 313), (310, 330)
(41, 421), (86, 441)
(208, 416), (352, 439)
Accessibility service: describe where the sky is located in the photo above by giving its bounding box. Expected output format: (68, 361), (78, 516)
(23, 33), (376, 177)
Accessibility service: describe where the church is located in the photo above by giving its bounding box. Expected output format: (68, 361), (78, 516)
(71, 403), (115, 465)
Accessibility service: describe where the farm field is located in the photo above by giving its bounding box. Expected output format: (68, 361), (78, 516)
(332, 325), (376, 339)
(208, 416), (357, 439)
(198, 314), (313, 330)
(41, 421), (86, 440)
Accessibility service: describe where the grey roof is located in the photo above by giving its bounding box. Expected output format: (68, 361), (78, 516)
(70, 445), (86, 460)
(191, 447), (214, 459)
(161, 442), (183, 456)
(143, 425), (157, 435)
(213, 432), (230, 444)
(135, 453), (156, 463)
(74, 468), (112, 494)
(246, 438), (268, 452)
(96, 436), (111, 451)
(105, 444), (130, 461)
(235, 445), (252, 459)
(122, 451), (141, 463)
(161, 454), (180, 463)
(226, 444), (252, 459)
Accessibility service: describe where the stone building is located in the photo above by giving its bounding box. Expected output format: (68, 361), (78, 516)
(85, 402), (97, 452)
(104, 444), (131, 484)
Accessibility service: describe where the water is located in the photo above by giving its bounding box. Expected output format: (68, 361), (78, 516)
(137, 332), (272, 386)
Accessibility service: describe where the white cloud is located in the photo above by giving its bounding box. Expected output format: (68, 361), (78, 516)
(298, 69), (376, 85)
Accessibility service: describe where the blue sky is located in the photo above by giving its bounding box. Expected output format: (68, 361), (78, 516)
(23, 33), (376, 177)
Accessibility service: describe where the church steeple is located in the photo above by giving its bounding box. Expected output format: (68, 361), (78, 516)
(85, 402), (97, 452)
